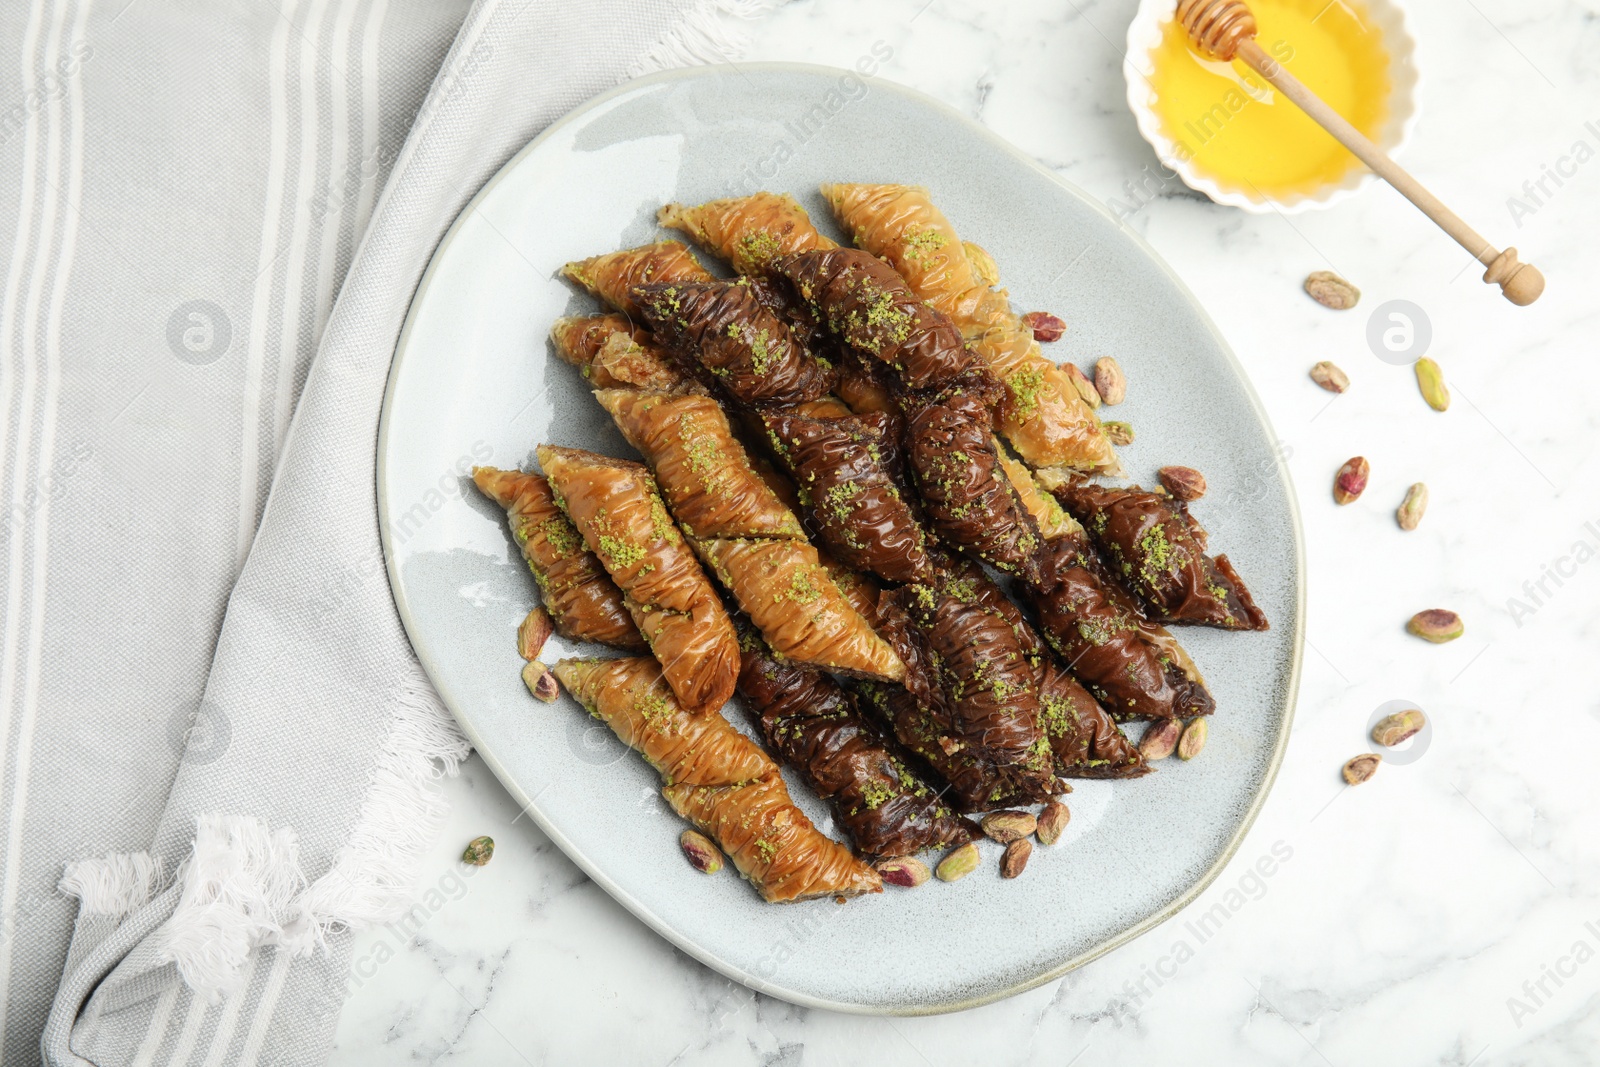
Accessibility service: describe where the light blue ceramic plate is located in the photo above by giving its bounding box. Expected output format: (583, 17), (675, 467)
(378, 63), (1303, 1016)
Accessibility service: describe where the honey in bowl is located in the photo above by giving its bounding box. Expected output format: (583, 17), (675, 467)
(1145, 0), (1391, 199)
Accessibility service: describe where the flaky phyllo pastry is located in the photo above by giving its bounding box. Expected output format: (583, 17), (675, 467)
(631, 279), (836, 406)
(737, 631), (976, 859)
(550, 315), (701, 394)
(658, 192), (836, 276)
(537, 445), (739, 715)
(595, 388), (905, 683)
(821, 183), (1116, 472)
(554, 657), (880, 902)
(561, 240), (712, 317)
(471, 467), (646, 652)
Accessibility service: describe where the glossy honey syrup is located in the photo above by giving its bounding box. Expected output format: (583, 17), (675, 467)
(1146, 0), (1391, 197)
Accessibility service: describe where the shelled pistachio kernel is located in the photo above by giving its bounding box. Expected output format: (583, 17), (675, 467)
(1342, 754), (1381, 785)
(876, 856), (931, 888)
(1396, 482), (1428, 530)
(517, 607), (553, 661)
(1158, 465), (1206, 501)
(1407, 609), (1463, 643)
(1309, 360), (1349, 393)
(1094, 356), (1127, 405)
(1001, 839), (1032, 879)
(1102, 420), (1135, 446)
(1333, 456), (1369, 505)
(1063, 363), (1101, 409)
(521, 659), (560, 702)
(679, 830), (723, 874)
(1372, 709), (1427, 747)
(1139, 719), (1180, 760)
(936, 842), (981, 882)
(980, 810), (1036, 844)
(462, 836), (495, 866)
(1304, 270), (1360, 309)
(1036, 800), (1071, 845)
(1415, 357), (1450, 411)
(1177, 718), (1209, 760)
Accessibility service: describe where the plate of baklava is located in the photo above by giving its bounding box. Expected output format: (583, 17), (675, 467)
(379, 63), (1303, 1014)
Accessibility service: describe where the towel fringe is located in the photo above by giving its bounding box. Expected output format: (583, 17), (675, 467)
(278, 661), (470, 957)
(58, 852), (163, 918)
(138, 664), (468, 1001)
(628, 0), (788, 79)
(154, 815), (305, 1002)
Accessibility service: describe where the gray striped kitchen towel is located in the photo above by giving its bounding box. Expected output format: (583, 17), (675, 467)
(0, 0), (781, 1062)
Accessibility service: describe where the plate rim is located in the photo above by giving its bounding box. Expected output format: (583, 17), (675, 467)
(376, 60), (1306, 1017)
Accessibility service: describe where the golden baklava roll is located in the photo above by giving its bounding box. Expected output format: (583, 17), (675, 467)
(550, 315), (700, 393)
(537, 445), (739, 715)
(822, 183), (1116, 472)
(658, 192), (836, 276)
(561, 241), (712, 318)
(553, 656), (775, 786)
(663, 776), (883, 903)
(596, 388), (906, 683)
(470, 466), (645, 651)
(555, 657), (882, 903)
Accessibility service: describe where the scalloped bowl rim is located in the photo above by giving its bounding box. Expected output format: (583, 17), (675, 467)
(1123, 0), (1421, 214)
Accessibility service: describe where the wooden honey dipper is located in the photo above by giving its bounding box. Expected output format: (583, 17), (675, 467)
(1176, 0), (1544, 305)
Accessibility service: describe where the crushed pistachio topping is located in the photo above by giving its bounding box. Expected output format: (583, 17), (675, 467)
(1007, 365), (1047, 421)
(901, 228), (949, 266)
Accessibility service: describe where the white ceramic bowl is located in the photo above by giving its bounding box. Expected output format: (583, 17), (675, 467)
(1124, 0), (1420, 213)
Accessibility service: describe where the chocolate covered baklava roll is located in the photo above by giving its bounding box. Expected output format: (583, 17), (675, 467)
(822, 183), (1116, 472)
(1052, 480), (1269, 631)
(632, 279), (836, 406)
(759, 408), (932, 584)
(737, 637), (976, 858)
(771, 248), (974, 391)
(1024, 532), (1215, 721)
(903, 377), (1042, 584)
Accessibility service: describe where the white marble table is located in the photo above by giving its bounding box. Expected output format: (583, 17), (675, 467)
(330, 0), (1600, 1061)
